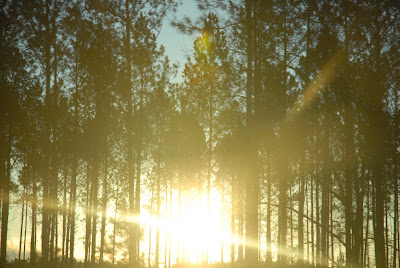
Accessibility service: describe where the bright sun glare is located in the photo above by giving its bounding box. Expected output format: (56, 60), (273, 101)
(126, 187), (233, 265)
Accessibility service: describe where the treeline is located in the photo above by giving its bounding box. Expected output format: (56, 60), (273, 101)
(0, 0), (400, 268)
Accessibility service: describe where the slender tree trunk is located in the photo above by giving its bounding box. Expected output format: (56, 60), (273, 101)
(344, 94), (353, 268)
(85, 164), (92, 266)
(243, 1), (258, 265)
(245, 0), (253, 120)
(330, 177), (334, 268)
(321, 129), (330, 267)
(306, 175), (310, 264)
(231, 174), (235, 264)
(55, 210), (59, 263)
(393, 92), (399, 268)
(205, 45), (215, 264)
(168, 183), (172, 268)
(321, 175), (329, 267)
(69, 41), (80, 266)
(31, 178), (37, 264)
(0, 132), (3, 266)
(91, 164), (99, 264)
(316, 167), (321, 267)
(238, 188), (244, 263)
(354, 168), (365, 268)
(50, 211), (55, 263)
(266, 169), (272, 264)
(221, 185), (224, 263)
(311, 163), (315, 266)
(278, 2), (290, 264)
(112, 181), (119, 266)
(42, 1), (52, 261)
(0, 130), (11, 267)
(245, 164), (259, 266)
(19, 191), (25, 263)
(156, 146), (161, 268)
(124, 1), (136, 265)
(69, 157), (77, 267)
(290, 183), (293, 264)
(177, 174), (181, 264)
(62, 162), (67, 265)
(370, 7), (387, 267)
(371, 85), (387, 268)
(50, 15), (59, 262)
(165, 178), (168, 267)
(364, 178), (370, 268)
(65, 207), (70, 267)
(135, 130), (142, 263)
(298, 162), (305, 266)
(149, 183), (154, 268)
(384, 187), (389, 267)
(23, 194), (28, 263)
(100, 142), (108, 264)
(304, 4), (311, 264)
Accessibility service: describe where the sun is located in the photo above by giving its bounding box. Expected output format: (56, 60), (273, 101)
(136, 186), (233, 265)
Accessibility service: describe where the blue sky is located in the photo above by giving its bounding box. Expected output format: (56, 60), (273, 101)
(157, 0), (201, 80)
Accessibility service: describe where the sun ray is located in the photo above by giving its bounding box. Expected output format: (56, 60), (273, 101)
(287, 50), (346, 121)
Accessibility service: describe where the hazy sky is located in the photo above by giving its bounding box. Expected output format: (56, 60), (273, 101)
(157, 0), (201, 80)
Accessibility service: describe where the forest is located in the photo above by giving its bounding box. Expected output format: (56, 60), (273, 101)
(0, 0), (400, 267)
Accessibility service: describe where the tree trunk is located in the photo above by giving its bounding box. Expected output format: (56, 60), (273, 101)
(69, 38), (80, 266)
(19, 191), (25, 262)
(353, 168), (365, 268)
(124, 1), (136, 265)
(149, 183), (154, 268)
(278, 1), (290, 264)
(244, 0), (259, 256)
(100, 150), (108, 264)
(112, 181), (119, 266)
(316, 168), (321, 267)
(221, 186), (224, 263)
(266, 170), (272, 264)
(31, 178), (37, 264)
(231, 173), (235, 264)
(0, 130), (11, 267)
(311, 163), (315, 266)
(90, 163), (98, 264)
(298, 162), (305, 266)
(321, 127), (330, 267)
(156, 148), (161, 268)
(165, 179), (168, 266)
(42, 1), (52, 261)
(238, 188), (244, 263)
(23, 194), (28, 262)
(344, 92), (354, 268)
(364, 178), (370, 268)
(135, 128), (142, 263)
(62, 162), (67, 265)
(330, 177), (334, 268)
(84, 164), (92, 266)
(370, 6), (387, 267)
(393, 90), (399, 268)
(169, 183), (172, 267)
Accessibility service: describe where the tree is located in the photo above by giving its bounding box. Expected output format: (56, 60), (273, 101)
(0, 1), (27, 264)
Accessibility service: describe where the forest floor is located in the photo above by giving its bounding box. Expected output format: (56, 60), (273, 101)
(4, 261), (321, 268)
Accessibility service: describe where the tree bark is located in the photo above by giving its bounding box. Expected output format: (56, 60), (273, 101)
(0, 127), (11, 267)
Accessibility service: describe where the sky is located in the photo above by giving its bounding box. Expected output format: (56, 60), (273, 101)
(157, 0), (201, 81)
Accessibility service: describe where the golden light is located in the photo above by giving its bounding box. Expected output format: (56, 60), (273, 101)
(126, 187), (233, 265)
(200, 30), (210, 49)
(287, 50), (346, 121)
